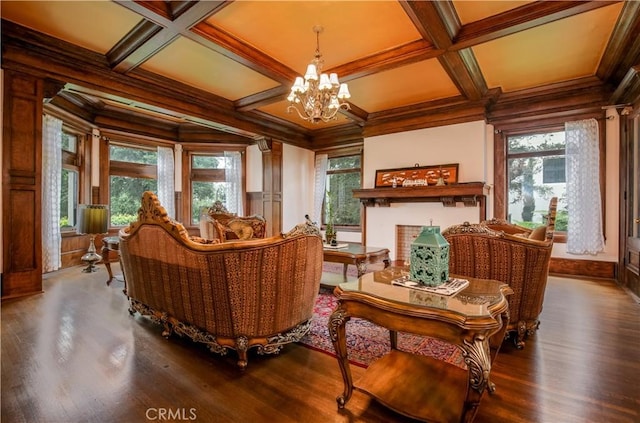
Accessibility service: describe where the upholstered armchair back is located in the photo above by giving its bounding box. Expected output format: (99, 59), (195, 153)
(120, 192), (323, 369)
(199, 207), (266, 242)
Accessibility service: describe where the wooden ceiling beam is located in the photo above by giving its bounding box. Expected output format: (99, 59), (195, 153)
(1, 19), (310, 145)
(190, 22), (296, 84)
(598, 1), (640, 83)
(610, 65), (640, 105)
(110, 1), (229, 72)
(400, 0), (486, 100)
(327, 40), (441, 82)
(233, 40), (440, 112)
(453, 1), (621, 50)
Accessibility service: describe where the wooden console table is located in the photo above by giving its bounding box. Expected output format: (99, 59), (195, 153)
(329, 267), (512, 422)
(352, 182), (491, 221)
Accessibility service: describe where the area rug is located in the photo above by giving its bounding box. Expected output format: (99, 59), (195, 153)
(299, 287), (466, 369)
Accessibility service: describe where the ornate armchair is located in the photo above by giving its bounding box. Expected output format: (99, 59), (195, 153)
(199, 200), (266, 241)
(442, 197), (557, 349)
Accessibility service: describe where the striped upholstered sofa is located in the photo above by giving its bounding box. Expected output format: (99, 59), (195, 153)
(119, 191), (323, 369)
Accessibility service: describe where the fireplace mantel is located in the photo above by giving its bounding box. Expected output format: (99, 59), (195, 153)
(353, 182), (491, 221)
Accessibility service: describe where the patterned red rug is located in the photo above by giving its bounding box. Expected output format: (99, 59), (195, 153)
(299, 287), (466, 369)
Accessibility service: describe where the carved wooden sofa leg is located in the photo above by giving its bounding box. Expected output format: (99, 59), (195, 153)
(235, 336), (249, 371)
(515, 321), (527, 349)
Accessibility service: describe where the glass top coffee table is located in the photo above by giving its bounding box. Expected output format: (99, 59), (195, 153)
(329, 266), (512, 422)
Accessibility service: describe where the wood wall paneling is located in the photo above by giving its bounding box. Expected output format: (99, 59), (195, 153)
(247, 192), (263, 217)
(2, 71), (43, 298)
(259, 139), (282, 237)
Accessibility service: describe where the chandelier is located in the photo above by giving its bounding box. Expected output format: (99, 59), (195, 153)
(287, 26), (351, 124)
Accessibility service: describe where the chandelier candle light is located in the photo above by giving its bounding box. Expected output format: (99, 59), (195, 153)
(287, 26), (351, 123)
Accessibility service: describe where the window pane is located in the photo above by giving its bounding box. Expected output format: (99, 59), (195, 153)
(110, 145), (157, 164)
(507, 132), (567, 230)
(325, 172), (360, 226)
(191, 181), (227, 224)
(508, 131), (565, 154)
(60, 168), (78, 230)
(542, 157), (566, 183)
(328, 156), (361, 170)
(61, 132), (77, 153)
(192, 155), (226, 169)
(110, 176), (157, 226)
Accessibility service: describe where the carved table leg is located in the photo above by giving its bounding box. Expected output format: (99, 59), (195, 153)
(329, 305), (353, 408)
(356, 260), (367, 277)
(102, 244), (114, 285)
(461, 334), (492, 423)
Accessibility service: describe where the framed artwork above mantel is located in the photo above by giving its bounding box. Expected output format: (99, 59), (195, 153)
(374, 163), (459, 188)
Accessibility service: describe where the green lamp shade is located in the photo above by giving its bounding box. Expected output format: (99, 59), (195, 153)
(409, 225), (450, 286)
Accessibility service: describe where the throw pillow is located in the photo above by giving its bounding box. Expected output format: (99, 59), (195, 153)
(529, 225), (547, 241)
(228, 219), (255, 240)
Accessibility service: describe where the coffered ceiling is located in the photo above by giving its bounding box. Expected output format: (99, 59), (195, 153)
(1, 1), (639, 148)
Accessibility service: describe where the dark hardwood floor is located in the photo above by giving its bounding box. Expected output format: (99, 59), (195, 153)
(2, 264), (639, 423)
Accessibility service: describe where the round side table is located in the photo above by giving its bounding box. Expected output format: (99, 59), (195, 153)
(101, 236), (121, 285)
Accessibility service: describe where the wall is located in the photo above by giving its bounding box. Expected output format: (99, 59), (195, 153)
(363, 120), (490, 260)
(282, 143), (314, 232)
(245, 144), (262, 192)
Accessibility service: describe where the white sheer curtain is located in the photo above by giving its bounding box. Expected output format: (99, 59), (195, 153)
(225, 151), (243, 215)
(157, 146), (175, 217)
(42, 114), (63, 272)
(313, 154), (328, 225)
(565, 118), (605, 254)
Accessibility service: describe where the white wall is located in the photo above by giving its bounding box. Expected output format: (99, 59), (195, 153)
(282, 143), (315, 232)
(245, 144), (262, 193)
(364, 120), (491, 259)
(286, 115), (620, 263)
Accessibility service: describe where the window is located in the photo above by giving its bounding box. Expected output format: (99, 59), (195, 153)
(109, 143), (158, 226)
(324, 154), (361, 227)
(60, 129), (80, 231)
(189, 153), (227, 225)
(507, 131), (567, 231)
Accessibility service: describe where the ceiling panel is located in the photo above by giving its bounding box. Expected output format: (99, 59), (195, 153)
(347, 59), (460, 113)
(1, 1), (636, 141)
(0, 0), (141, 55)
(140, 37), (280, 101)
(472, 2), (624, 92)
(453, 0), (535, 25)
(206, 1), (422, 71)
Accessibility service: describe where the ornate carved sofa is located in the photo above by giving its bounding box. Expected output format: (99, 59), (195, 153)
(442, 197), (557, 349)
(199, 200), (267, 241)
(119, 192), (323, 369)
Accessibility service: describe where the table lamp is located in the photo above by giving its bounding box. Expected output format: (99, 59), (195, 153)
(77, 204), (109, 273)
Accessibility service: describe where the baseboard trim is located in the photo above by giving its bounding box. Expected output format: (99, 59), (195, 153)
(549, 257), (616, 280)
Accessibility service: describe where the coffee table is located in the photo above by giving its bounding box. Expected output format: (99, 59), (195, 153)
(323, 242), (390, 280)
(329, 267), (512, 422)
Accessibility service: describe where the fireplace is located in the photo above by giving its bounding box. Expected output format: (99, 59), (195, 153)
(395, 225), (423, 264)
